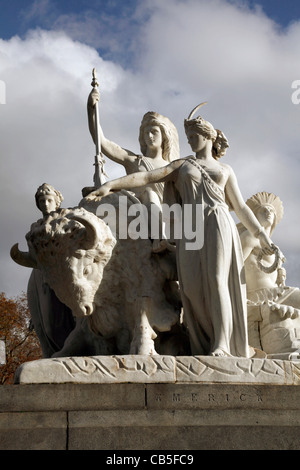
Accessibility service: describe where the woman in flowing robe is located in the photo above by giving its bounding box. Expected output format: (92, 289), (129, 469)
(85, 104), (275, 357)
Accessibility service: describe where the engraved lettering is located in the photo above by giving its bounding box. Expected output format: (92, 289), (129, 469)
(155, 394), (162, 402)
(173, 393), (181, 402)
(191, 393), (197, 402)
(240, 394), (246, 401)
(208, 394), (215, 401)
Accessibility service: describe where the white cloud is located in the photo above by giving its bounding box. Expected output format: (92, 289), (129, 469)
(133, 0), (300, 260)
(1, 0), (300, 297)
(0, 29), (132, 296)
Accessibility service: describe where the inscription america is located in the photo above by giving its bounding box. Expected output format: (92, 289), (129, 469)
(150, 387), (265, 408)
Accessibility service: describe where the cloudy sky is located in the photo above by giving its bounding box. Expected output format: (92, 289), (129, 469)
(1, 0), (300, 298)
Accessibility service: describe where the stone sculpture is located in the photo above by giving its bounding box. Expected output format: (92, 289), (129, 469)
(238, 192), (300, 359)
(11, 189), (183, 357)
(11, 184), (76, 357)
(86, 86), (180, 253)
(10, 73), (186, 358)
(11, 87), (299, 365)
(15, 354), (300, 385)
(85, 103), (276, 358)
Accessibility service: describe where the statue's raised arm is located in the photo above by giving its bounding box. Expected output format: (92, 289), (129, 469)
(87, 72), (136, 169)
(87, 77), (180, 210)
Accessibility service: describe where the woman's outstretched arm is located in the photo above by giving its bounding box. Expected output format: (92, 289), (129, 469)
(85, 159), (183, 200)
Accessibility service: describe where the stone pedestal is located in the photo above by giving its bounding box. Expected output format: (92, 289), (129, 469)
(1, 355), (300, 450)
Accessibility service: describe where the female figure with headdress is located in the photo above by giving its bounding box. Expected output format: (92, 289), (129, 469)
(86, 104), (275, 357)
(238, 192), (285, 293)
(238, 192), (300, 354)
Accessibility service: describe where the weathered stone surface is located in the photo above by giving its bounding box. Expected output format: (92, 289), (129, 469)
(146, 383), (300, 410)
(6, 356), (300, 449)
(70, 424), (300, 450)
(0, 383), (145, 412)
(68, 409), (300, 450)
(14, 355), (300, 385)
(15, 355), (176, 384)
(0, 411), (66, 450)
(175, 356), (300, 384)
(1, 382), (300, 450)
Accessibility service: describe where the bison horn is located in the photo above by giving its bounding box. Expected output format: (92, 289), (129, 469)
(10, 243), (38, 269)
(71, 216), (99, 249)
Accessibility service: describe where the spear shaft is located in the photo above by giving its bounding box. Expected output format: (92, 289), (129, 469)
(91, 68), (107, 187)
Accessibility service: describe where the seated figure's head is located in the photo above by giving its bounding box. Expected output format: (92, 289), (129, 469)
(35, 183), (63, 216)
(246, 192), (284, 234)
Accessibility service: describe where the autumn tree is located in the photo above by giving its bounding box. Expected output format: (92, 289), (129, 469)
(0, 292), (42, 384)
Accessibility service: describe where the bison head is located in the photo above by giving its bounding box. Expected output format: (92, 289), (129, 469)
(11, 207), (115, 318)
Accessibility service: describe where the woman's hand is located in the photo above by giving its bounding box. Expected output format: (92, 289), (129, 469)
(257, 230), (275, 255)
(88, 88), (100, 108)
(84, 182), (112, 201)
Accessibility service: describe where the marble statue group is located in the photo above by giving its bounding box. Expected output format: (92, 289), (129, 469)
(10, 70), (300, 361)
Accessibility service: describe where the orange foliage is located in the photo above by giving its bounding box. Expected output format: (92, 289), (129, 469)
(0, 292), (42, 384)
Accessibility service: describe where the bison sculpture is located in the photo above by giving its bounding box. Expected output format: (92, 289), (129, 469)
(11, 191), (184, 357)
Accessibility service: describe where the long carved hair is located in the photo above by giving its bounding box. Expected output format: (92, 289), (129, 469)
(139, 111), (180, 162)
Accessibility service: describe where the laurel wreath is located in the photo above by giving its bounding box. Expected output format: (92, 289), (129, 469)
(256, 245), (285, 273)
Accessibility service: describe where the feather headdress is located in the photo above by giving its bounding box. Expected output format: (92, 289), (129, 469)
(246, 192), (284, 224)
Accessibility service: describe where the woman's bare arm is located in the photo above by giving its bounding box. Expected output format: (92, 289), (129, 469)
(225, 165), (274, 253)
(87, 90), (137, 168)
(86, 159), (183, 200)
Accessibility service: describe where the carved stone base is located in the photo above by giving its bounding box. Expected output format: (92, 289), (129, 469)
(2, 379), (300, 450)
(14, 355), (300, 385)
(3, 356), (299, 450)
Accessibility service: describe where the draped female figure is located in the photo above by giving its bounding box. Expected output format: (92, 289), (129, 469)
(86, 104), (275, 357)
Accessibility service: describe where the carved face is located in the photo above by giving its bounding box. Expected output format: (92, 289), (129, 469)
(38, 194), (57, 216)
(256, 204), (276, 230)
(43, 248), (106, 318)
(143, 125), (163, 153)
(21, 209), (115, 318)
(186, 129), (208, 153)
